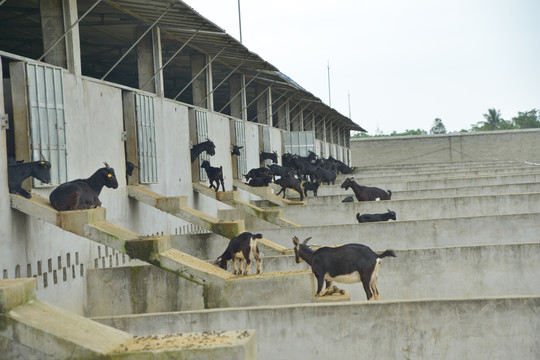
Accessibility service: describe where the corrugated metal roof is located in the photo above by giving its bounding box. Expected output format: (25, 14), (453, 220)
(0, 0), (365, 131)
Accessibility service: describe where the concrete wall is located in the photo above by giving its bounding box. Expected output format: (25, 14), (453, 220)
(95, 296), (540, 360)
(351, 129), (540, 166)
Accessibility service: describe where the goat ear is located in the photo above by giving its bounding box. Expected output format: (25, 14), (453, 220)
(292, 236), (299, 246)
(303, 237), (312, 245)
(104, 162), (110, 169)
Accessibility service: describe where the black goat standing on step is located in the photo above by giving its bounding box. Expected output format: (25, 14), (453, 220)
(200, 160), (225, 192)
(190, 139), (216, 163)
(274, 174), (304, 201)
(8, 160), (52, 198)
(356, 209), (396, 223)
(302, 180), (320, 197)
(214, 232), (263, 275)
(49, 162), (118, 211)
(341, 177), (391, 201)
(292, 236), (396, 300)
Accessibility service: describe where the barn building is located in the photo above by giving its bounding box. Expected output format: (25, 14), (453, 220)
(1, 1), (539, 359)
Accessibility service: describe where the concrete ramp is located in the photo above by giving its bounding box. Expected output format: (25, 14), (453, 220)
(127, 185), (244, 239)
(0, 278), (257, 359)
(233, 180), (306, 206)
(10, 193), (231, 290)
(193, 183), (301, 228)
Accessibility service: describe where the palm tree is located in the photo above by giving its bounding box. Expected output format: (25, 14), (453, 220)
(480, 109), (503, 130)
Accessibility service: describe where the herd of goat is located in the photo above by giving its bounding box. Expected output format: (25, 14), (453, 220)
(6, 138), (397, 301)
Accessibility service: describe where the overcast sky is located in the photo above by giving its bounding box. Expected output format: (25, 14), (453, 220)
(189, 0), (540, 134)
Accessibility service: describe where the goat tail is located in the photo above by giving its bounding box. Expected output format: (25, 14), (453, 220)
(378, 249), (396, 258)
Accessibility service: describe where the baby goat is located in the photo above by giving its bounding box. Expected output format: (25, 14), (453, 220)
(8, 160), (51, 198)
(292, 236), (396, 300)
(49, 162), (118, 211)
(214, 232), (263, 275)
(302, 180), (320, 197)
(356, 209), (396, 223)
(200, 160), (225, 191)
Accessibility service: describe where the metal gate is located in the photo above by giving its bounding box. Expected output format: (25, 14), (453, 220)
(135, 94), (158, 183)
(26, 63), (67, 186)
(283, 131), (315, 157)
(196, 110), (209, 180)
(234, 120), (247, 178)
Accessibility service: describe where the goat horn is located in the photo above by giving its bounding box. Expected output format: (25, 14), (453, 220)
(303, 237), (312, 245)
(104, 162), (110, 169)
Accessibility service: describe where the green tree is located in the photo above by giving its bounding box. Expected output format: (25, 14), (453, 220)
(512, 109), (540, 129)
(430, 118), (447, 134)
(472, 108), (513, 131)
(389, 129), (427, 136)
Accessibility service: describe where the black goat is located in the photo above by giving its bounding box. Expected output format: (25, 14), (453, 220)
(126, 161), (138, 177)
(314, 164), (337, 185)
(341, 177), (391, 201)
(328, 156), (355, 174)
(8, 160), (52, 198)
(302, 180), (320, 197)
(244, 167), (271, 182)
(291, 155), (317, 181)
(214, 232), (263, 275)
(200, 160), (225, 192)
(274, 174), (304, 201)
(231, 145), (243, 156)
(267, 164), (294, 181)
(247, 175), (272, 187)
(260, 150), (278, 164)
(356, 209), (396, 223)
(49, 162), (118, 211)
(292, 236), (396, 300)
(190, 139), (216, 163)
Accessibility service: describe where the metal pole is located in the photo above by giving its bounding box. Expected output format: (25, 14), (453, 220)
(140, 28), (202, 91)
(38, 0), (103, 62)
(101, 1), (175, 80)
(238, 0), (243, 43)
(173, 46), (227, 101)
(327, 60), (331, 107)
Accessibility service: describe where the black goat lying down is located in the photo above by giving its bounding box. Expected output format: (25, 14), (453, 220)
(357, 210), (396, 223)
(214, 232), (263, 275)
(8, 160), (51, 198)
(200, 160), (225, 192)
(292, 236), (396, 300)
(341, 177), (391, 201)
(49, 162), (118, 211)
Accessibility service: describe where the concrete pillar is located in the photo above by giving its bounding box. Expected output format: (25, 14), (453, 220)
(290, 105), (304, 131)
(40, 0), (81, 75)
(276, 99), (288, 131)
(229, 74), (246, 120)
(256, 86), (271, 125)
(137, 27), (164, 96)
(284, 101), (291, 131)
(191, 54), (213, 111)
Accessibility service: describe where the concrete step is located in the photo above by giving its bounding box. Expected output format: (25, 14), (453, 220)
(308, 181), (540, 203)
(277, 192), (540, 225)
(233, 180), (306, 206)
(0, 279), (256, 359)
(261, 212), (540, 250)
(128, 185), (244, 239)
(93, 295), (540, 360)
